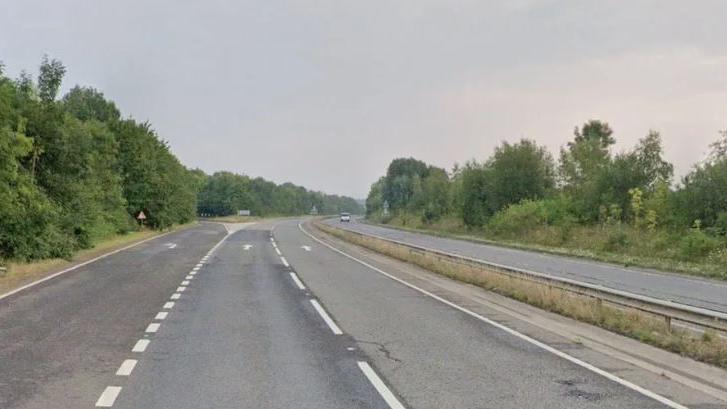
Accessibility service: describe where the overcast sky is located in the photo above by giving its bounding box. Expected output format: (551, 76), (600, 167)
(2, 1), (726, 198)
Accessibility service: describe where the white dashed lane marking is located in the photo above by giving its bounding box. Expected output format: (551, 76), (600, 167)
(280, 257), (290, 268)
(358, 362), (406, 409)
(310, 299), (343, 335)
(181, 280), (190, 286)
(163, 302), (175, 309)
(170, 293), (181, 300)
(176, 287), (186, 292)
(155, 311), (168, 320)
(116, 360), (137, 376)
(132, 339), (150, 353)
(95, 386), (122, 407)
(289, 272), (306, 290)
(146, 323), (161, 333)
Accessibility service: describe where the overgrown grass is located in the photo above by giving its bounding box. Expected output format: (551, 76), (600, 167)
(317, 221), (727, 369)
(0, 222), (196, 295)
(374, 213), (727, 280)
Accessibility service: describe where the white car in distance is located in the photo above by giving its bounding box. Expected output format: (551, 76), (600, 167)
(339, 212), (351, 222)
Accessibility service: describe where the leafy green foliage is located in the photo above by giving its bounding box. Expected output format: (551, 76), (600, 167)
(0, 58), (197, 261)
(197, 172), (363, 217)
(366, 122), (727, 274)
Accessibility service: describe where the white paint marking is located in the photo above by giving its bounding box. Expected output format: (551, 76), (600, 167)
(299, 222), (690, 409)
(165, 243), (177, 249)
(116, 359), (137, 376)
(310, 299), (343, 335)
(155, 311), (168, 320)
(289, 272), (306, 290)
(275, 248), (282, 256)
(185, 275), (193, 280)
(242, 244), (253, 251)
(301, 245), (312, 252)
(0, 229), (178, 301)
(192, 267), (200, 272)
(347, 347), (356, 351)
(132, 339), (150, 352)
(190, 271), (197, 276)
(195, 263), (203, 268)
(163, 302), (175, 309)
(171, 293), (181, 300)
(272, 242), (278, 249)
(145, 323), (161, 333)
(270, 237), (275, 243)
(176, 286), (186, 292)
(181, 280), (190, 286)
(358, 362), (405, 409)
(280, 256), (290, 268)
(95, 386), (122, 407)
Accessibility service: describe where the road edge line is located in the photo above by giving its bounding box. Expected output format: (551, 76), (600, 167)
(299, 221), (690, 409)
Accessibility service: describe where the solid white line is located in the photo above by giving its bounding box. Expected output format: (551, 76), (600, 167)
(0, 230), (179, 301)
(280, 256), (290, 268)
(357, 362), (405, 409)
(146, 323), (161, 333)
(163, 302), (175, 309)
(132, 339), (150, 352)
(116, 359), (137, 376)
(176, 286), (186, 292)
(289, 272), (306, 290)
(155, 311), (168, 320)
(275, 248), (282, 256)
(95, 386), (122, 407)
(170, 293), (181, 300)
(299, 222), (690, 409)
(181, 280), (190, 286)
(310, 299), (343, 335)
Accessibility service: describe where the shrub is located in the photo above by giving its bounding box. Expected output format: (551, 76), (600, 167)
(679, 230), (720, 261)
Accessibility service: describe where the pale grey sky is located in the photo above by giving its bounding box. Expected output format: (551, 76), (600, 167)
(2, 1), (726, 197)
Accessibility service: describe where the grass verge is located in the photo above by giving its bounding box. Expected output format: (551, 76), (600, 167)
(370, 216), (727, 281)
(203, 215), (261, 223)
(316, 221), (727, 369)
(0, 222), (197, 296)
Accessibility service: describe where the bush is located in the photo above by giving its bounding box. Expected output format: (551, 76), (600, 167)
(487, 197), (576, 237)
(679, 230), (720, 261)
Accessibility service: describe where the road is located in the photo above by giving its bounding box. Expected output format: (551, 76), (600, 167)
(0, 219), (721, 408)
(324, 218), (727, 314)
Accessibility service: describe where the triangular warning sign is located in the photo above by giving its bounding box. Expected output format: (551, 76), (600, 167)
(137, 211), (147, 220)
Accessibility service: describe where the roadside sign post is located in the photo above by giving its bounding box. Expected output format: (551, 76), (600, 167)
(137, 210), (147, 226)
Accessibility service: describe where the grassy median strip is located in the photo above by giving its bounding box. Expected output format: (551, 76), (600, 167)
(0, 223), (196, 296)
(316, 222), (727, 369)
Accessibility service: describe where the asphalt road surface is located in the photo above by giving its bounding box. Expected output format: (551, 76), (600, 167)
(0, 219), (718, 408)
(324, 218), (727, 314)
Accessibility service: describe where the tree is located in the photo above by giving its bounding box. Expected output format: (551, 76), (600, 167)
(383, 158), (430, 211)
(559, 120), (615, 188)
(37, 55), (66, 102)
(459, 161), (491, 227)
(671, 134), (727, 228)
(63, 86), (121, 123)
(486, 139), (555, 212)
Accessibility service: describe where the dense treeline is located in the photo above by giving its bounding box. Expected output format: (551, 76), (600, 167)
(0, 58), (361, 263)
(367, 121), (727, 274)
(0, 58), (198, 261)
(197, 171), (363, 217)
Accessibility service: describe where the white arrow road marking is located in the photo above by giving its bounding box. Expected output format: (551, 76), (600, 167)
(243, 244), (253, 251)
(301, 245), (312, 252)
(164, 243), (177, 249)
